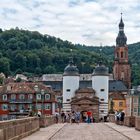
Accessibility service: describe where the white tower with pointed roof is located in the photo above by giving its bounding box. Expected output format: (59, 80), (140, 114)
(63, 58), (80, 112)
(92, 62), (109, 118)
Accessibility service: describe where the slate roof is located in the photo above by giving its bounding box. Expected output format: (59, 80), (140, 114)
(109, 80), (128, 92)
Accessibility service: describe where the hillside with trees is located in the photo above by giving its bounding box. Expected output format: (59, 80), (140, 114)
(0, 28), (140, 86)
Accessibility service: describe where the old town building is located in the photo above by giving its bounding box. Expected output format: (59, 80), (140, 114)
(125, 87), (140, 117)
(0, 82), (57, 120)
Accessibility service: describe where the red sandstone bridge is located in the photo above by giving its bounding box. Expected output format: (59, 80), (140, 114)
(0, 117), (140, 140)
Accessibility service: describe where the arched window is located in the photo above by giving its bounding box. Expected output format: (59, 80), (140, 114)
(45, 94), (50, 100)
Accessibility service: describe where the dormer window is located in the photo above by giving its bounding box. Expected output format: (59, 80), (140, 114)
(7, 85), (12, 91)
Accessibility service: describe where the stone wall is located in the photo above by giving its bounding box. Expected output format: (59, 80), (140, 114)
(124, 116), (135, 127)
(0, 117), (39, 140)
(135, 116), (140, 131)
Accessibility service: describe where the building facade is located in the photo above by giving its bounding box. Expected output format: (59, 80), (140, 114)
(62, 59), (109, 119)
(71, 88), (99, 121)
(109, 92), (126, 112)
(0, 82), (57, 121)
(125, 88), (140, 117)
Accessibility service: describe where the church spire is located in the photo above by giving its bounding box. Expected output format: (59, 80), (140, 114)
(119, 13), (124, 30)
(116, 13), (127, 46)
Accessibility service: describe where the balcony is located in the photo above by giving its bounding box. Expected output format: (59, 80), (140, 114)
(9, 99), (33, 103)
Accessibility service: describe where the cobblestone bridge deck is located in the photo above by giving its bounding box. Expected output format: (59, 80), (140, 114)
(22, 123), (140, 140)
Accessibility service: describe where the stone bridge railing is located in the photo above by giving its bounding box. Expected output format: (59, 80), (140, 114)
(0, 117), (39, 140)
(0, 115), (56, 140)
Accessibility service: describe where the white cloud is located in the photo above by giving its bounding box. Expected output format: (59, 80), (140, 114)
(0, 0), (140, 45)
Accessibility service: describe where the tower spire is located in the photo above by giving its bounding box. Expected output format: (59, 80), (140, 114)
(116, 13), (127, 46)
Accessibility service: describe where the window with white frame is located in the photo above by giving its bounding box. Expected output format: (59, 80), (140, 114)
(45, 94), (50, 100)
(11, 94), (16, 100)
(37, 94), (41, 100)
(45, 103), (51, 110)
(2, 94), (7, 101)
(19, 104), (25, 110)
(2, 115), (8, 120)
(10, 104), (16, 111)
(134, 98), (138, 103)
(37, 104), (41, 110)
(2, 104), (8, 110)
(28, 104), (33, 110)
(134, 108), (137, 113)
(19, 94), (25, 100)
(28, 94), (33, 99)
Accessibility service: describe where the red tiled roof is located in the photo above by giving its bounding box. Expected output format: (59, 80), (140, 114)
(0, 82), (54, 95)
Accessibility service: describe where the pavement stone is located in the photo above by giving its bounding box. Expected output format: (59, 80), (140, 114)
(105, 123), (140, 140)
(22, 123), (140, 140)
(50, 123), (129, 140)
(22, 123), (66, 140)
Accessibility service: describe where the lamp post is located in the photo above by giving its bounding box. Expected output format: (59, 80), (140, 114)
(130, 89), (134, 116)
(34, 85), (38, 115)
(41, 89), (45, 116)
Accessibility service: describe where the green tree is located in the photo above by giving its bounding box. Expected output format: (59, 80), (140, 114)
(44, 65), (56, 74)
(0, 57), (10, 76)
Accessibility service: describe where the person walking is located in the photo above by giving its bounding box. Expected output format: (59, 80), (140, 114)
(71, 111), (75, 123)
(61, 111), (65, 123)
(87, 111), (91, 124)
(75, 111), (80, 124)
(55, 112), (59, 123)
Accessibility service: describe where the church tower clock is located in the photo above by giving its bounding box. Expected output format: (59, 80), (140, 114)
(113, 14), (131, 88)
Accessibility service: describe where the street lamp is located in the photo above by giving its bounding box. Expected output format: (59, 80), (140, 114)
(34, 85), (38, 115)
(41, 89), (45, 116)
(130, 89), (135, 116)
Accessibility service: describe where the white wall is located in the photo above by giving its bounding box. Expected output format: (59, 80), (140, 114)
(92, 75), (109, 117)
(63, 76), (79, 112)
(92, 76), (109, 102)
(63, 76), (79, 103)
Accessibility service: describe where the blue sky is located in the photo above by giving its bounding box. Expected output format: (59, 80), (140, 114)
(0, 0), (140, 46)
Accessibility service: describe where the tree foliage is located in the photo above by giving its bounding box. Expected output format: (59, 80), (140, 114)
(0, 28), (140, 86)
